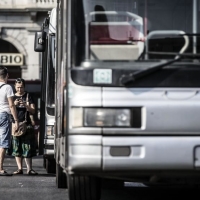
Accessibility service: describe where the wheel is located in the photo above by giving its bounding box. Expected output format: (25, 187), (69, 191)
(68, 174), (101, 200)
(56, 163), (68, 188)
(46, 158), (56, 174)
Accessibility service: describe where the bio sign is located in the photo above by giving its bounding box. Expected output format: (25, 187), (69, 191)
(0, 53), (23, 66)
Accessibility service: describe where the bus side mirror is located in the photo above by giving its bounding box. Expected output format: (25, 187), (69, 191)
(34, 31), (46, 52)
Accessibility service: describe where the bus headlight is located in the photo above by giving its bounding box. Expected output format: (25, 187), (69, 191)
(85, 108), (131, 127)
(72, 108), (131, 127)
(46, 125), (54, 136)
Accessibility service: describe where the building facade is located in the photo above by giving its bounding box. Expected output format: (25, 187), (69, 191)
(0, 0), (56, 79)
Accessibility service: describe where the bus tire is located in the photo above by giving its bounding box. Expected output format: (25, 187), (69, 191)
(68, 174), (101, 200)
(56, 163), (68, 188)
(46, 158), (56, 174)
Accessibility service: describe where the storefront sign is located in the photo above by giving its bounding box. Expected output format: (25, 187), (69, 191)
(0, 53), (23, 66)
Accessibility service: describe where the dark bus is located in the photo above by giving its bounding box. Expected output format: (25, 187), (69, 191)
(34, 8), (56, 174)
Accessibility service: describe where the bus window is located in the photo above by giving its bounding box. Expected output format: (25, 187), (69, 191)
(88, 10), (144, 60)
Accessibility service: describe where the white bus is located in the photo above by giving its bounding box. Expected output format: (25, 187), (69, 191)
(37, 0), (200, 199)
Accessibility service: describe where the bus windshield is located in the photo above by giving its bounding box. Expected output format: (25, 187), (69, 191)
(72, 0), (199, 66)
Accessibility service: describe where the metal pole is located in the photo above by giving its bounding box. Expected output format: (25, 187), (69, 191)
(193, 0), (197, 54)
(144, 0), (148, 59)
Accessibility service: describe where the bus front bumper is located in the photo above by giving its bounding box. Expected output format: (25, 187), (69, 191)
(68, 135), (200, 172)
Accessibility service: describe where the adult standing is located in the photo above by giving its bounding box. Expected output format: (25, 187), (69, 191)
(0, 66), (18, 176)
(12, 78), (38, 175)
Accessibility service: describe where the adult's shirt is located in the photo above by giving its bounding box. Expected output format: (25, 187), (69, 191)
(12, 92), (34, 124)
(0, 82), (14, 114)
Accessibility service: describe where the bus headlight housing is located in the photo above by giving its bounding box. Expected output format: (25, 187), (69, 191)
(72, 108), (131, 127)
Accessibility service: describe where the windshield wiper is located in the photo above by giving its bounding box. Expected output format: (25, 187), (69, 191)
(120, 30), (190, 85)
(120, 57), (181, 85)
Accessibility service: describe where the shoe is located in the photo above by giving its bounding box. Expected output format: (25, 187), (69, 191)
(13, 169), (23, 175)
(27, 169), (38, 175)
(0, 170), (13, 176)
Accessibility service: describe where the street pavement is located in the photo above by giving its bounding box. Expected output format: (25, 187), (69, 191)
(0, 155), (67, 200)
(0, 155), (199, 200)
